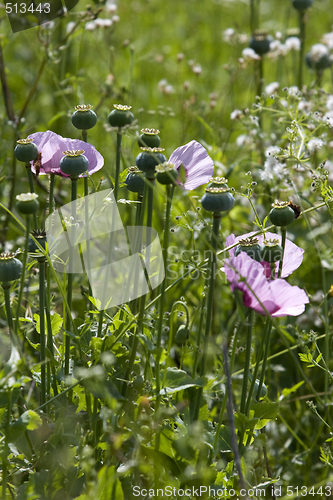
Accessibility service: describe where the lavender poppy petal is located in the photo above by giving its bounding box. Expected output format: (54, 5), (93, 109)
(62, 139), (104, 176)
(29, 131), (66, 174)
(269, 280), (309, 317)
(169, 140), (214, 190)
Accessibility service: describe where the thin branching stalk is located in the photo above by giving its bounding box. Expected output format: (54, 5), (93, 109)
(2, 388), (11, 500)
(240, 309), (254, 414)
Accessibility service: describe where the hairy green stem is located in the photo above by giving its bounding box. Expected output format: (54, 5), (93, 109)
(298, 10), (306, 89)
(26, 165), (38, 229)
(65, 177), (77, 376)
(240, 309), (254, 414)
(39, 257), (46, 407)
(15, 216), (31, 336)
(194, 212), (221, 421)
(155, 185), (175, 452)
(114, 133), (122, 201)
(2, 388), (11, 500)
(278, 226), (286, 279)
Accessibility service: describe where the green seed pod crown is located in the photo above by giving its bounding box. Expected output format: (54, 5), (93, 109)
(60, 150), (89, 177)
(125, 166), (145, 194)
(71, 104), (97, 130)
(269, 201), (295, 227)
(206, 177), (229, 189)
(136, 148), (167, 179)
(16, 192), (39, 215)
(0, 252), (23, 284)
(108, 104), (134, 128)
(138, 128), (161, 148)
(201, 186), (235, 213)
(14, 138), (38, 163)
(234, 237), (262, 262)
(155, 162), (178, 185)
(249, 30), (273, 55)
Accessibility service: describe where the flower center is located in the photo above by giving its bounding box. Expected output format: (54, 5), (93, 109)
(113, 104), (132, 111)
(62, 150), (85, 157)
(140, 128), (160, 135)
(74, 104), (94, 111)
(16, 192), (38, 202)
(238, 236), (259, 247)
(17, 138), (34, 144)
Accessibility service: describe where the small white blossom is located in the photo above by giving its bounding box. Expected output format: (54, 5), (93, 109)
(288, 86), (300, 96)
(192, 64), (202, 75)
(265, 82), (279, 95)
(95, 19), (112, 27)
(285, 36), (301, 51)
(322, 31), (333, 50)
(105, 1), (117, 13)
(223, 28), (235, 42)
(230, 109), (243, 120)
(66, 21), (76, 34)
(308, 44), (329, 63)
(326, 95), (333, 111)
(112, 15), (120, 23)
(242, 48), (260, 61)
(236, 134), (251, 147)
(307, 138), (324, 153)
(85, 21), (97, 30)
(298, 100), (312, 115)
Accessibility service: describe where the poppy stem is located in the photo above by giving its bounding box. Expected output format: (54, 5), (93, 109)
(240, 309), (254, 415)
(15, 216), (31, 336)
(2, 387), (11, 500)
(114, 132), (122, 201)
(256, 318), (272, 404)
(155, 184), (175, 442)
(298, 10), (306, 89)
(194, 211), (221, 421)
(39, 255), (46, 408)
(25, 163), (38, 229)
(278, 226), (286, 279)
(65, 177), (77, 376)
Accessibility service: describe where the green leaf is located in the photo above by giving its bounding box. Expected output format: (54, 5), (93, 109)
(234, 412), (259, 434)
(281, 381), (304, 399)
(8, 410), (42, 442)
(249, 402), (280, 420)
(159, 368), (206, 395)
(218, 425), (233, 452)
(33, 312), (63, 336)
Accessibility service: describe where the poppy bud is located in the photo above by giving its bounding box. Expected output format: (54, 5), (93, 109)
(60, 150), (89, 177)
(125, 166), (145, 194)
(16, 193), (39, 215)
(156, 162), (178, 185)
(249, 30), (273, 56)
(235, 237), (262, 262)
(108, 104), (134, 128)
(292, 0), (313, 10)
(261, 239), (283, 263)
(174, 324), (189, 344)
(138, 128), (161, 148)
(0, 252), (23, 284)
(136, 147), (167, 179)
(269, 201), (295, 226)
(71, 104), (97, 130)
(201, 187), (235, 213)
(14, 138), (38, 163)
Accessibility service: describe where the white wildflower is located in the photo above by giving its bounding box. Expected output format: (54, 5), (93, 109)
(308, 44), (329, 63)
(242, 48), (260, 61)
(85, 21), (97, 30)
(66, 21), (76, 34)
(265, 82), (279, 95)
(230, 109), (243, 120)
(326, 95), (333, 111)
(321, 32), (333, 50)
(105, 1), (117, 13)
(223, 28), (235, 42)
(307, 138), (324, 153)
(285, 36), (301, 51)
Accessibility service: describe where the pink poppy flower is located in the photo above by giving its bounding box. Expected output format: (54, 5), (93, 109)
(227, 231), (304, 279)
(224, 233), (308, 317)
(168, 140), (214, 190)
(28, 130), (104, 177)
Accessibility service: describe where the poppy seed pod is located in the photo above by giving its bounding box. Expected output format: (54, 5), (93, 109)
(305, 44), (331, 72)
(108, 104), (134, 128)
(261, 239), (283, 263)
(136, 148), (167, 179)
(0, 252), (23, 284)
(156, 162), (178, 185)
(201, 187), (235, 213)
(138, 128), (161, 148)
(292, 0), (313, 10)
(60, 150), (89, 177)
(125, 166), (145, 194)
(28, 229), (47, 253)
(249, 30), (273, 56)
(14, 138), (38, 163)
(71, 104), (97, 130)
(269, 201), (295, 227)
(235, 237), (262, 262)
(16, 193), (39, 215)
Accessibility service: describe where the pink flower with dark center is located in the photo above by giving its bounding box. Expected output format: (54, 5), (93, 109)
(223, 233), (308, 317)
(168, 140), (214, 190)
(28, 130), (104, 178)
(227, 231), (304, 279)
